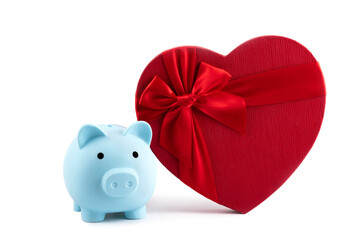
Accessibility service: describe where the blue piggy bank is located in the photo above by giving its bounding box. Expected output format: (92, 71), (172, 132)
(63, 121), (157, 222)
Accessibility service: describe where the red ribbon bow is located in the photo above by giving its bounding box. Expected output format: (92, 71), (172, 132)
(137, 47), (326, 201)
(139, 62), (246, 166)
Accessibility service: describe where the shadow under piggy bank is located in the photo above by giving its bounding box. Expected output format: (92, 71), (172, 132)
(101, 195), (237, 222)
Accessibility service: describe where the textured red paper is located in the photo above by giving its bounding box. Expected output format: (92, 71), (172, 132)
(135, 36), (326, 213)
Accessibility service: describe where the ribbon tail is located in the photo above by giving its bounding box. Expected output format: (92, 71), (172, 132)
(159, 106), (193, 168)
(178, 115), (218, 202)
(159, 106), (219, 202)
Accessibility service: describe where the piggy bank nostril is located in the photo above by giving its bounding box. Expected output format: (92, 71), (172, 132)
(111, 182), (118, 189)
(126, 181), (133, 188)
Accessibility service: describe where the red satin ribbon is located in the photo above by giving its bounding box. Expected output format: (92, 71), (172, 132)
(137, 47), (326, 202)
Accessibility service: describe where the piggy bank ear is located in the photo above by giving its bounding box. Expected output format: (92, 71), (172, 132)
(123, 121), (152, 145)
(78, 125), (107, 148)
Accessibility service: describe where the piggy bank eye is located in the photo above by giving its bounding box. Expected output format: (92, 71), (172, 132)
(97, 152), (104, 159)
(132, 151), (139, 158)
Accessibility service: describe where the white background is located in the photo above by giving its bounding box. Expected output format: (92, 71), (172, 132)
(0, 0), (359, 239)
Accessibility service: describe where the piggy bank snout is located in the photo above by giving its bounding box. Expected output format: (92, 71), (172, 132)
(102, 168), (139, 198)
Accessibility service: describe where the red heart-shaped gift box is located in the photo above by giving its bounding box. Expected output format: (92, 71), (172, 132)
(135, 36), (326, 213)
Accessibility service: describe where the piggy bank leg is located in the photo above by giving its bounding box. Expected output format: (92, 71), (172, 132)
(73, 202), (81, 212)
(81, 208), (106, 222)
(124, 206), (146, 220)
